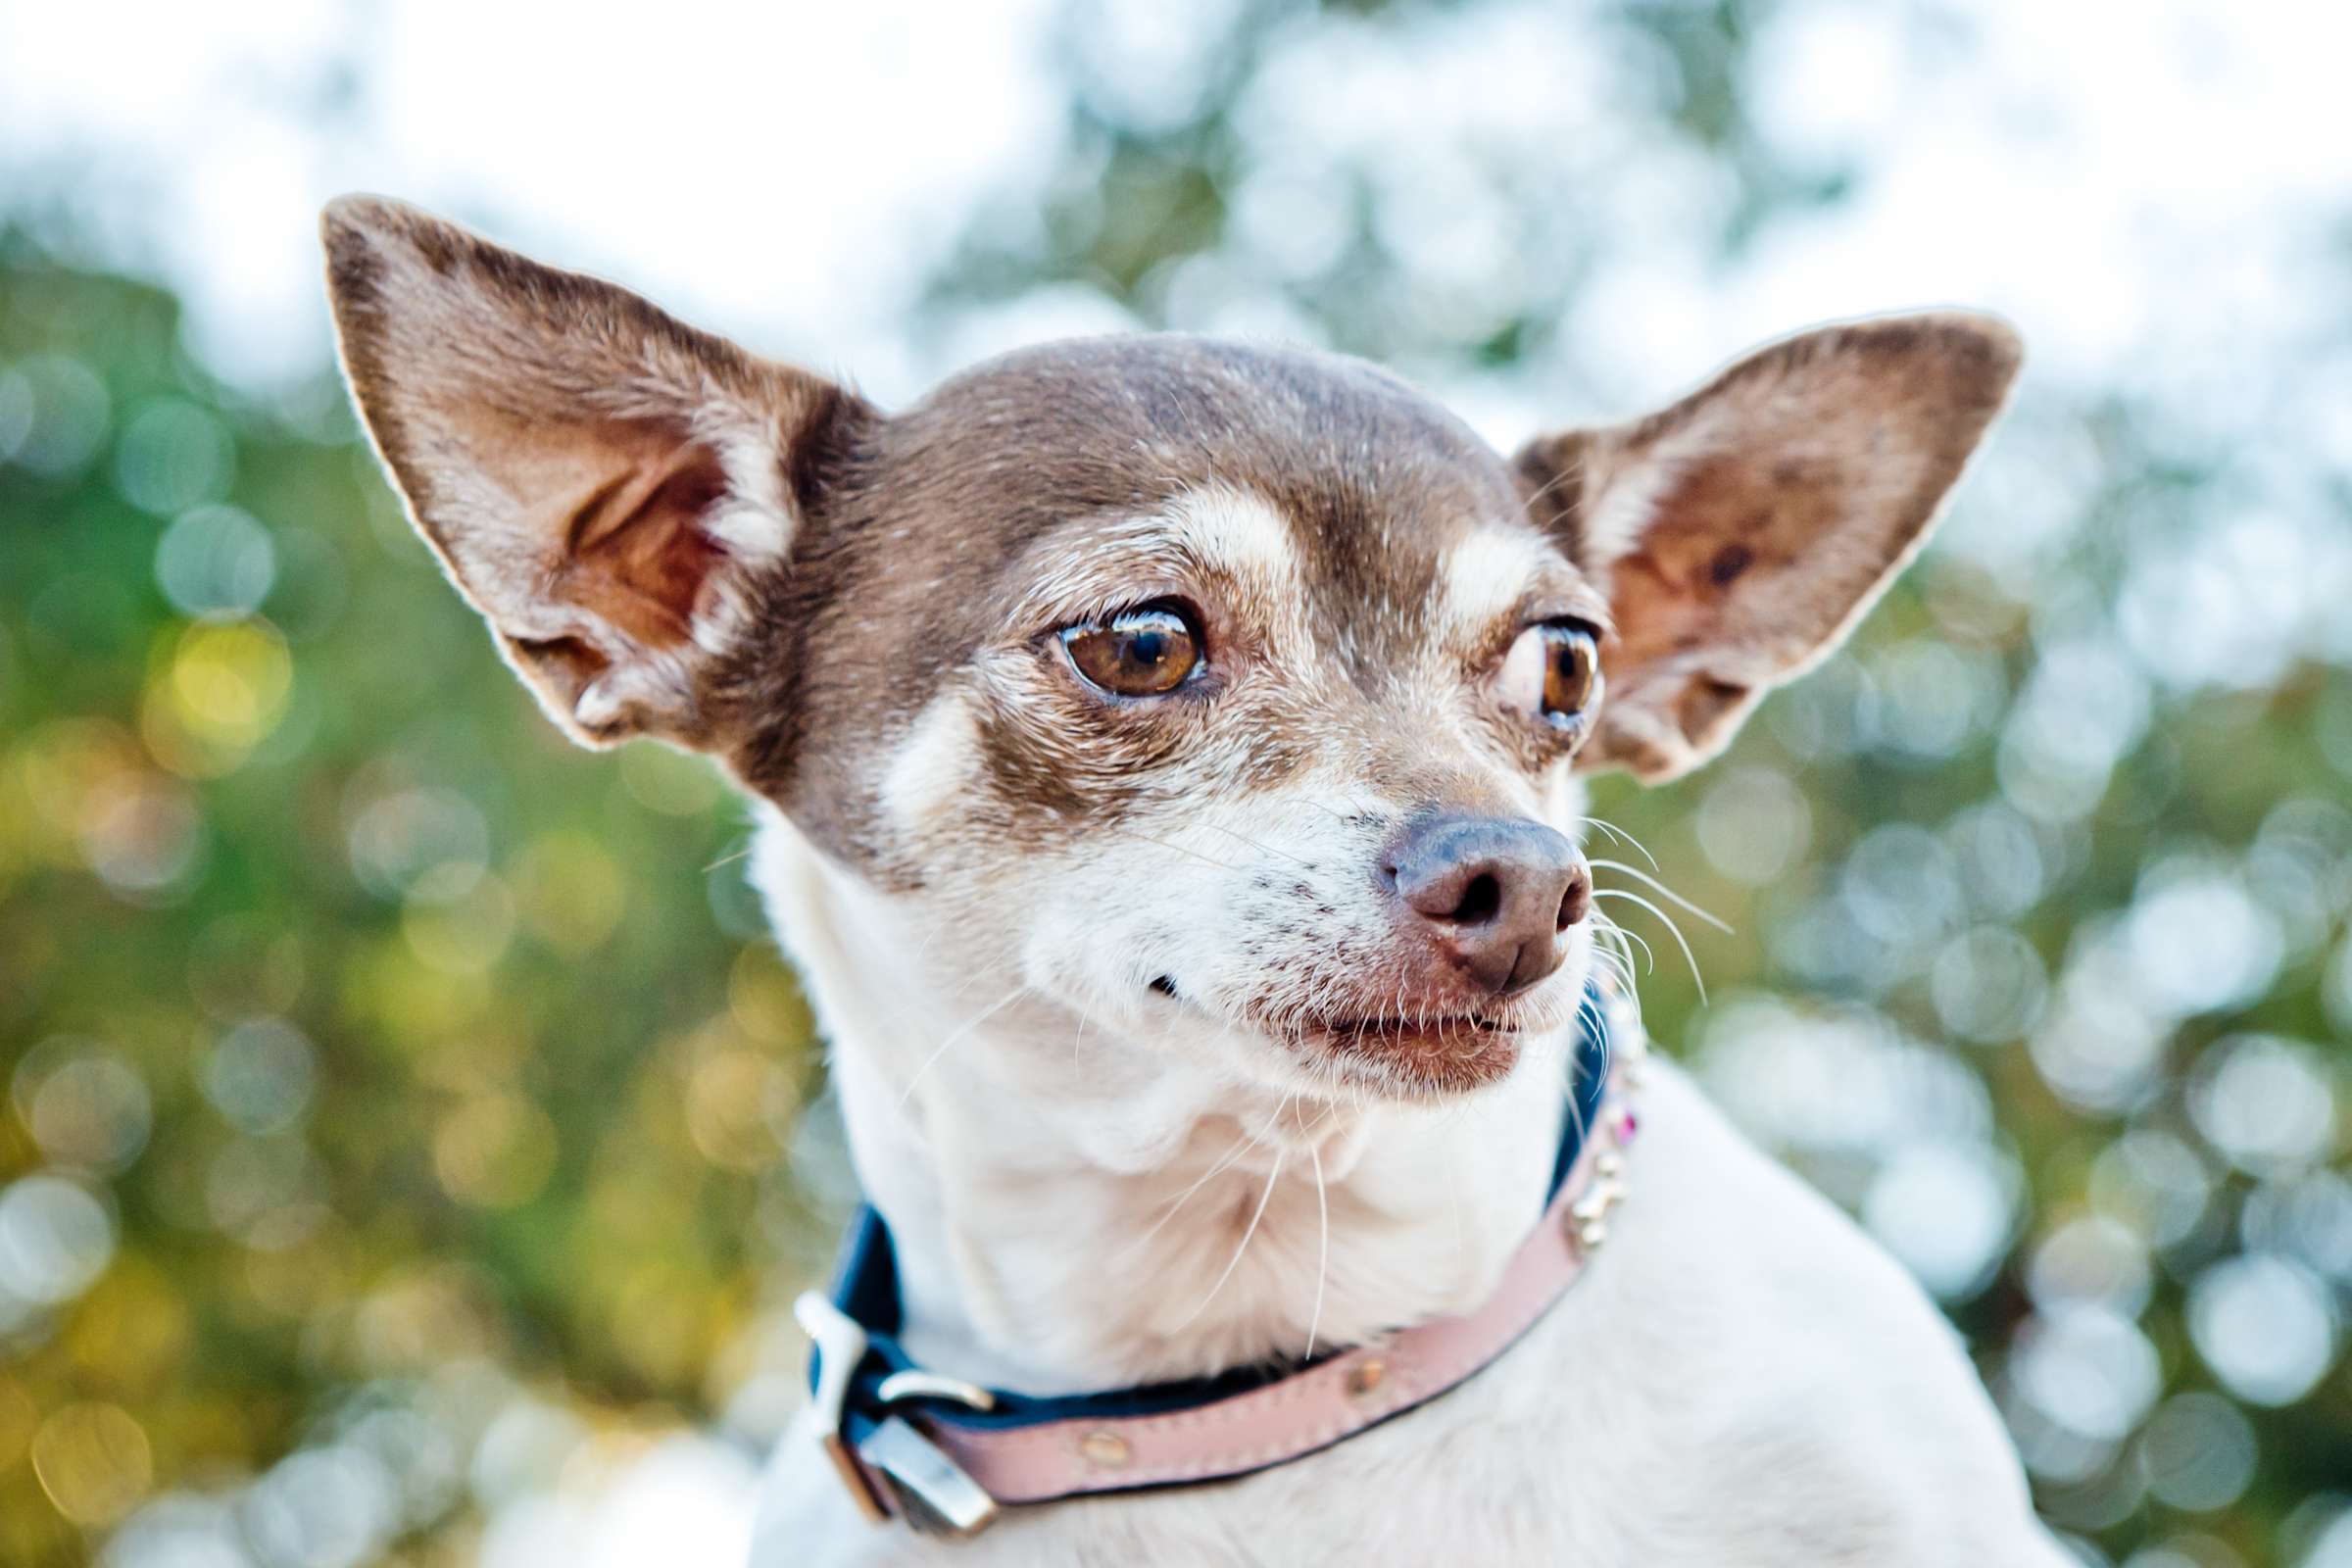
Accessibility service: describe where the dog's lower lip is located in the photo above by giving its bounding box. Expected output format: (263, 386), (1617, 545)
(1301, 1013), (1513, 1041)
(1284, 1010), (1529, 1096)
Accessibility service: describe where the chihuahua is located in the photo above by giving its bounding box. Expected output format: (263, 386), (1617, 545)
(323, 196), (2066, 1565)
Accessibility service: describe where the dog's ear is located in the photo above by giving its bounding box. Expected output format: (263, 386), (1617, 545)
(1515, 313), (2022, 783)
(321, 195), (868, 751)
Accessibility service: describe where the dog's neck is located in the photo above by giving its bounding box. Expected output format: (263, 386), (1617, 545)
(754, 812), (1570, 1396)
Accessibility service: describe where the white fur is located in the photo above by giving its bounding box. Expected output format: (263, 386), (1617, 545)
(746, 805), (2065, 1565)
(880, 688), (984, 834)
(1162, 485), (1304, 591)
(1578, 438), (1686, 572)
(1435, 526), (1562, 639)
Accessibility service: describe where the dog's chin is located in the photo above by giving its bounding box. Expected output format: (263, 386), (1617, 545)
(1281, 1012), (1529, 1100)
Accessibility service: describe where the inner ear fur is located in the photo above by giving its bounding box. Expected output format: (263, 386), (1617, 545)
(321, 194), (869, 750)
(1515, 312), (2023, 783)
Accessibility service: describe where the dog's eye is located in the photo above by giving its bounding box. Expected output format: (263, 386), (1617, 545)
(1499, 621), (1602, 727)
(1059, 605), (1202, 698)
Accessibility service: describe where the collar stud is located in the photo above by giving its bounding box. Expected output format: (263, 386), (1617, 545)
(1077, 1430), (1132, 1470)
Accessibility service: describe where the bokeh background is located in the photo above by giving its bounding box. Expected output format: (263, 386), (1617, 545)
(3, 0), (2350, 1563)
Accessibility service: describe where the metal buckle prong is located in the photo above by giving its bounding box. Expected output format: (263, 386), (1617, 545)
(876, 1369), (998, 1411)
(858, 1416), (1002, 1537)
(794, 1291), (889, 1523)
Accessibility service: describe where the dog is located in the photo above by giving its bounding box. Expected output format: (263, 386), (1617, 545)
(321, 195), (2067, 1565)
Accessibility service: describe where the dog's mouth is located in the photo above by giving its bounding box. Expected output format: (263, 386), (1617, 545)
(1271, 1001), (1530, 1094)
(1297, 1011), (1516, 1046)
(1295, 1010), (1527, 1095)
(1150, 975), (1536, 1094)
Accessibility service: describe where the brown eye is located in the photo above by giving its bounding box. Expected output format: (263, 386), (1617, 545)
(1059, 606), (1201, 698)
(1541, 624), (1600, 719)
(1499, 621), (1601, 728)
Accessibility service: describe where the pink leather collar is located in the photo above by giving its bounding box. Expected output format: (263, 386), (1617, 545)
(796, 995), (1642, 1538)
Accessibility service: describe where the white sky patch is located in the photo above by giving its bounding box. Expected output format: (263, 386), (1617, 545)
(1592, 0), (2352, 407)
(4, 0), (2345, 425)
(0, 0), (1061, 390)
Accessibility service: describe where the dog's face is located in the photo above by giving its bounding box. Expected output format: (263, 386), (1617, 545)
(322, 197), (2019, 1102)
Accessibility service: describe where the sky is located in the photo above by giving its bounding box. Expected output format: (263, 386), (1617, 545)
(0, 0), (1062, 391)
(3, 0), (2349, 421)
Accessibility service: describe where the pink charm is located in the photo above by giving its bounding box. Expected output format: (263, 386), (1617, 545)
(1616, 1107), (1640, 1143)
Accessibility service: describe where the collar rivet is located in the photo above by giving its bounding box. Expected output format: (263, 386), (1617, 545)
(1079, 1430), (1132, 1469)
(1345, 1357), (1388, 1398)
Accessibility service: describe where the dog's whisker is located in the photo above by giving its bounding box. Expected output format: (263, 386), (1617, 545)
(1518, 451), (1588, 516)
(1589, 906), (1648, 972)
(1202, 821), (1313, 868)
(1131, 1117), (1277, 1253)
(1445, 1133), (1466, 1278)
(1304, 1119), (1331, 1362)
(898, 986), (1029, 1107)
(1112, 827), (1244, 874)
(1613, 933), (1645, 976)
(702, 841), (757, 874)
(1592, 888), (1708, 1003)
(1566, 990), (1607, 1143)
(1587, 949), (1638, 994)
(1594, 904), (1643, 956)
(1172, 1153), (1285, 1334)
(1574, 814), (1661, 871)
(1588, 858), (1733, 934)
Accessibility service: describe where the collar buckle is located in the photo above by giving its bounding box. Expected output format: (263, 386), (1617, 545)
(793, 1291), (890, 1523)
(795, 1291), (1004, 1536)
(858, 1416), (1002, 1536)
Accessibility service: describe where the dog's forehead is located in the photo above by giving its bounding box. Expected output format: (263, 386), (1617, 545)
(875, 334), (1533, 596)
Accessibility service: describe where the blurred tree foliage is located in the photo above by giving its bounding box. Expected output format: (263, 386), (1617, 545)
(0, 249), (830, 1565)
(3, 2), (2351, 1565)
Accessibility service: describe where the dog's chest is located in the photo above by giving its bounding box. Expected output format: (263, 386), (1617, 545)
(754, 1064), (2062, 1568)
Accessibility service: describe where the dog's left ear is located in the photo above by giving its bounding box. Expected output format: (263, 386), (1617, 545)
(1515, 313), (2022, 782)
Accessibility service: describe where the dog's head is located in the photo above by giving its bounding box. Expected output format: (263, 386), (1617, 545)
(322, 197), (2019, 1103)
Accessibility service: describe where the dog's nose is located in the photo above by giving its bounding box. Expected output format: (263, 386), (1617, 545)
(1383, 814), (1591, 996)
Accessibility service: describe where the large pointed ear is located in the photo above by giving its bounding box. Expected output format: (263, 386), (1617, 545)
(1514, 313), (2022, 783)
(321, 195), (870, 750)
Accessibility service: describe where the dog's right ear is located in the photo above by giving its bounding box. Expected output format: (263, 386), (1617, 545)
(321, 195), (869, 751)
